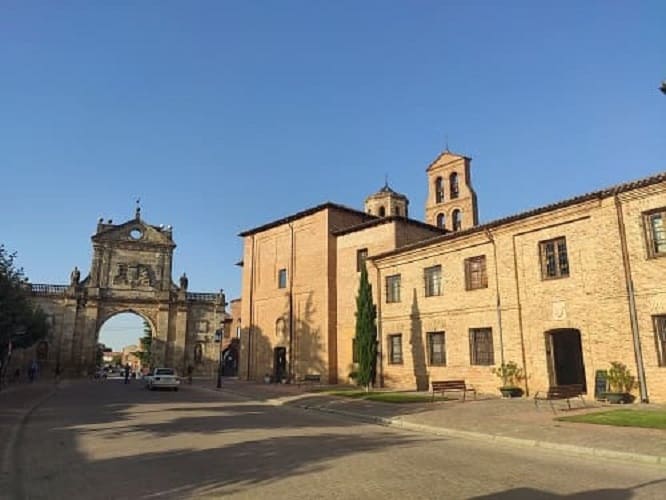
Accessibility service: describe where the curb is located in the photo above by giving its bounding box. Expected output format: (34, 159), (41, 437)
(297, 403), (666, 467)
(188, 383), (666, 467)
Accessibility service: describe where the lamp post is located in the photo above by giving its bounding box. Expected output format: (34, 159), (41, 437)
(216, 343), (223, 389)
(215, 289), (227, 389)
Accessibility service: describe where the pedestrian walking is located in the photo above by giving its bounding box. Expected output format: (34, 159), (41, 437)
(124, 363), (131, 384)
(28, 360), (37, 383)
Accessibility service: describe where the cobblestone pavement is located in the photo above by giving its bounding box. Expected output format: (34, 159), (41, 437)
(4, 379), (666, 499)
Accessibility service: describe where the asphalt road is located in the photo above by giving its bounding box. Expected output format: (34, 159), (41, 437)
(7, 380), (666, 499)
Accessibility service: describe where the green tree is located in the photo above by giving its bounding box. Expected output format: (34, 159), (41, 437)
(0, 245), (50, 385)
(354, 263), (377, 391)
(133, 320), (152, 368)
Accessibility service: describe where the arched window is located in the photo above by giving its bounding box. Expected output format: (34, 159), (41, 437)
(275, 318), (286, 339)
(436, 213), (445, 229)
(435, 177), (444, 203)
(393, 206), (400, 216)
(379, 206), (386, 217)
(367, 208), (372, 214)
(452, 209), (462, 231)
(450, 172), (459, 199)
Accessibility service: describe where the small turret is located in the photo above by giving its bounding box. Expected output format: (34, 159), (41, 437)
(364, 181), (409, 218)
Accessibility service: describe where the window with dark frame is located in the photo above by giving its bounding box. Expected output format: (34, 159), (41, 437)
(388, 334), (403, 364)
(424, 265), (442, 297)
(436, 213), (445, 229)
(539, 237), (569, 279)
(469, 328), (494, 365)
(356, 248), (368, 272)
(654, 316), (666, 367)
(465, 255), (488, 290)
(386, 274), (401, 303)
(428, 332), (446, 366)
(278, 268), (287, 288)
(645, 209), (666, 257)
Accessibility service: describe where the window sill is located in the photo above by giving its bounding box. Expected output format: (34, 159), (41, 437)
(541, 275), (570, 281)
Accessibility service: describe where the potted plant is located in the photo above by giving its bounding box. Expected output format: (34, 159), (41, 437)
(603, 361), (635, 404)
(491, 361), (524, 398)
(263, 373), (271, 384)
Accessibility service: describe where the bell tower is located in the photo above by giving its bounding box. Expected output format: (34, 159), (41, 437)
(365, 182), (409, 218)
(425, 150), (478, 231)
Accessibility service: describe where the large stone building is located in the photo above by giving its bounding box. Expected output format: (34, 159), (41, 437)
(238, 150), (666, 403)
(13, 208), (229, 378)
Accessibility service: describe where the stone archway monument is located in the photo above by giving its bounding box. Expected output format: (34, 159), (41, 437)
(27, 207), (227, 377)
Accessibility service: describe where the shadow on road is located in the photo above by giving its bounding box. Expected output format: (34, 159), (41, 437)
(14, 380), (425, 498)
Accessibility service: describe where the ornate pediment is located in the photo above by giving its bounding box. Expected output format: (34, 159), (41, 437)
(87, 213), (176, 292)
(92, 218), (175, 249)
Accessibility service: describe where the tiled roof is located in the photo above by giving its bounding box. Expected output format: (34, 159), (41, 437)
(331, 215), (445, 237)
(238, 202), (376, 237)
(371, 170), (666, 260)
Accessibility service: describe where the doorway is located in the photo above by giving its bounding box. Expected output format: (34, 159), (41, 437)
(221, 340), (239, 376)
(273, 347), (287, 382)
(546, 329), (587, 391)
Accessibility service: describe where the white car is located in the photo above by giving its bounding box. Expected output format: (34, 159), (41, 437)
(145, 368), (180, 391)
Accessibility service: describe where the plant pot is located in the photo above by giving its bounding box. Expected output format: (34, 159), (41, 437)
(603, 392), (634, 404)
(499, 387), (524, 398)
(263, 376), (271, 384)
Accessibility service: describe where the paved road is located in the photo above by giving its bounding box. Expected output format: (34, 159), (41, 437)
(6, 380), (666, 499)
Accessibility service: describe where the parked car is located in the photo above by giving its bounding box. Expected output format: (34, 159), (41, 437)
(145, 368), (180, 391)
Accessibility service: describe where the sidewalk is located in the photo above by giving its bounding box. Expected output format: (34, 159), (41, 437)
(193, 378), (666, 466)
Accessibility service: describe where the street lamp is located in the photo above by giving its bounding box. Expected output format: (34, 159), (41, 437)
(216, 328), (223, 389)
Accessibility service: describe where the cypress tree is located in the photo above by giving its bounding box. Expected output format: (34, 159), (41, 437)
(354, 263), (377, 391)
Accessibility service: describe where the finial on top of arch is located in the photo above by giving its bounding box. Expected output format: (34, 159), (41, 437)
(135, 198), (141, 221)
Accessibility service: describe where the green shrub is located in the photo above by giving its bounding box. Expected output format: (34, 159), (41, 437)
(491, 361), (524, 388)
(607, 361), (635, 393)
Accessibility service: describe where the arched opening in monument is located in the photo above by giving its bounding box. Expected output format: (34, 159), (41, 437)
(97, 312), (153, 378)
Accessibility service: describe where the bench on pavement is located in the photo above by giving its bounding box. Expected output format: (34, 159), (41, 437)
(534, 384), (586, 413)
(431, 380), (476, 402)
(298, 374), (321, 387)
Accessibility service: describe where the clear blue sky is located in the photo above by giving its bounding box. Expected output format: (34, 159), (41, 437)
(2, 1), (665, 350)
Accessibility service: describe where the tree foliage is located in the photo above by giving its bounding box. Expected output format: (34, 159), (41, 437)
(354, 263), (377, 390)
(132, 320), (152, 368)
(0, 245), (50, 380)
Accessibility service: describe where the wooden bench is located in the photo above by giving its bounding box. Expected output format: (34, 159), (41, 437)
(534, 384), (586, 413)
(431, 380), (476, 402)
(298, 374), (321, 387)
